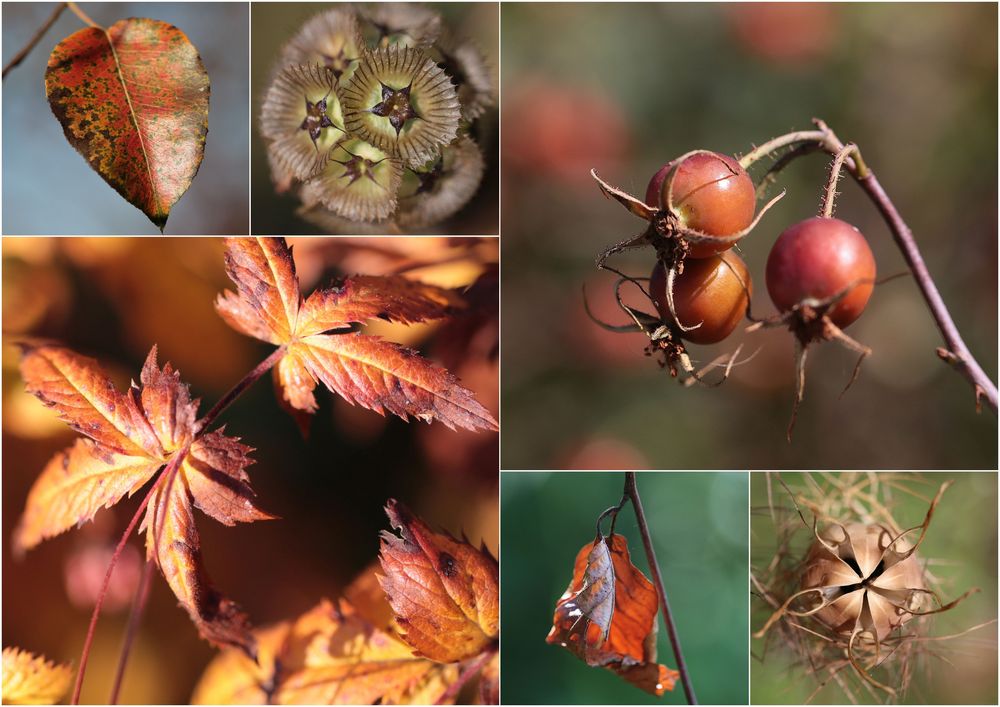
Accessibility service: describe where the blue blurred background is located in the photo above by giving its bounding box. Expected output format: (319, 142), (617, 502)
(500, 3), (998, 470)
(2, 2), (249, 235)
(501, 471), (748, 704)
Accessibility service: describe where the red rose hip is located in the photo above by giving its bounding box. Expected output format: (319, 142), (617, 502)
(650, 250), (752, 345)
(645, 152), (756, 258)
(765, 216), (876, 328)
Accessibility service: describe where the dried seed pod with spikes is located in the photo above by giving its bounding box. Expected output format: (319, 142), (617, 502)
(432, 33), (496, 122)
(300, 138), (403, 222)
(279, 8), (366, 83)
(261, 64), (346, 180)
(339, 46), (461, 168)
(396, 135), (485, 230)
(358, 2), (442, 49)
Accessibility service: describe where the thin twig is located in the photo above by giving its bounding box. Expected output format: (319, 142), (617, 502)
(2, 2), (67, 79)
(108, 558), (155, 704)
(66, 2), (100, 28)
(820, 144), (860, 219)
(434, 648), (495, 705)
(195, 346), (287, 434)
(624, 472), (697, 705)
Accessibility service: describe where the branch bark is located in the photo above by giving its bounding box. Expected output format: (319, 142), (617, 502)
(2, 3), (67, 79)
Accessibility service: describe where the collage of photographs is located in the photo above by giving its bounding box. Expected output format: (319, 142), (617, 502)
(0, 2), (997, 706)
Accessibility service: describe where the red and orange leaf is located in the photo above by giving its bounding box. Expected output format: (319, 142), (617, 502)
(218, 237), (301, 343)
(297, 333), (498, 431)
(296, 275), (465, 336)
(139, 346), (197, 453)
(379, 499), (499, 663)
(191, 600), (458, 705)
(19, 344), (163, 459)
(2, 646), (73, 706)
(45, 18), (210, 230)
(143, 470), (257, 658)
(215, 237), (498, 432)
(13, 438), (161, 554)
(184, 430), (275, 526)
(546, 533), (679, 697)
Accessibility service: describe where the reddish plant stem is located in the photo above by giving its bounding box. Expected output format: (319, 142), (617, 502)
(195, 346), (286, 434)
(2, 2), (67, 79)
(66, 1), (99, 28)
(69, 454), (181, 705)
(108, 557), (154, 704)
(624, 472), (697, 705)
(434, 648), (495, 705)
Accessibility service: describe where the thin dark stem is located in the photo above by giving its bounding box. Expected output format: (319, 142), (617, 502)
(2, 2), (67, 79)
(195, 346), (286, 434)
(70, 460), (174, 705)
(108, 557), (154, 704)
(624, 472), (697, 705)
(434, 648), (495, 705)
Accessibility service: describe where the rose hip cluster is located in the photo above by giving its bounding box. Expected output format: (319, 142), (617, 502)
(591, 146), (878, 437)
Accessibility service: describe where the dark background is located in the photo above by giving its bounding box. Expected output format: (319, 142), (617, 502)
(501, 471), (748, 704)
(500, 3), (998, 470)
(2, 3), (250, 235)
(250, 2), (499, 235)
(2, 237), (498, 703)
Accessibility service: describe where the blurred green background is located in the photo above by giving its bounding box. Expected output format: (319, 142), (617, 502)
(750, 471), (998, 704)
(251, 2), (499, 235)
(501, 471), (748, 704)
(500, 3), (998, 469)
(2, 237), (498, 703)
(2, 3), (250, 235)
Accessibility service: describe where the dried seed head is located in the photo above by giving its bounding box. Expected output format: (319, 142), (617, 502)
(359, 3), (442, 48)
(280, 8), (366, 83)
(397, 135), (484, 229)
(433, 33), (496, 121)
(261, 64), (345, 180)
(339, 46), (460, 168)
(296, 203), (399, 235)
(800, 522), (925, 641)
(300, 139), (402, 222)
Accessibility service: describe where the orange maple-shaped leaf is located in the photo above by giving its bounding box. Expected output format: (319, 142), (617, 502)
(15, 344), (271, 656)
(2, 646), (73, 705)
(214, 237), (498, 432)
(546, 533), (679, 697)
(379, 499), (499, 663)
(46, 17), (210, 231)
(190, 599), (459, 705)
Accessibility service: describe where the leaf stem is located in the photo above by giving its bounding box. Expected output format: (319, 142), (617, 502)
(624, 472), (697, 705)
(434, 648), (496, 705)
(108, 557), (154, 704)
(194, 346), (287, 434)
(70, 458), (176, 705)
(66, 2), (100, 28)
(1, 2), (67, 79)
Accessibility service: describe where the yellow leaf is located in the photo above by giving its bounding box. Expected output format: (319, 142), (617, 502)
(2, 647), (72, 705)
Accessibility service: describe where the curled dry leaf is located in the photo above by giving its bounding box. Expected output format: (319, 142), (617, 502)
(546, 533), (679, 697)
(379, 499), (499, 663)
(215, 237), (498, 432)
(190, 599), (459, 705)
(45, 18), (210, 230)
(14, 344), (271, 656)
(1, 646), (73, 705)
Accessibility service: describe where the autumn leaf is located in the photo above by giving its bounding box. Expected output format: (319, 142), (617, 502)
(45, 17), (210, 230)
(15, 344), (271, 655)
(215, 237), (498, 432)
(1, 647), (73, 705)
(546, 533), (679, 697)
(190, 599), (459, 705)
(379, 499), (499, 663)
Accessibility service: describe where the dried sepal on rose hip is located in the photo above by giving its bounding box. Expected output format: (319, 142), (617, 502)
(754, 481), (979, 696)
(260, 63), (346, 180)
(339, 46), (461, 168)
(279, 7), (365, 82)
(300, 138), (404, 222)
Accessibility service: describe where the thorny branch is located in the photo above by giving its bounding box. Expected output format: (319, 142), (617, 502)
(742, 119), (997, 413)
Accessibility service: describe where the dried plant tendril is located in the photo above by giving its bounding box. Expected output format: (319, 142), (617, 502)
(261, 63), (345, 180)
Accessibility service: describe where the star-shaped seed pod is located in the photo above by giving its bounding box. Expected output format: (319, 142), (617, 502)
(358, 2), (442, 48)
(396, 135), (484, 230)
(300, 138), (403, 222)
(279, 8), (365, 83)
(296, 203), (401, 235)
(339, 46), (460, 168)
(261, 63), (345, 180)
(433, 33), (496, 122)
